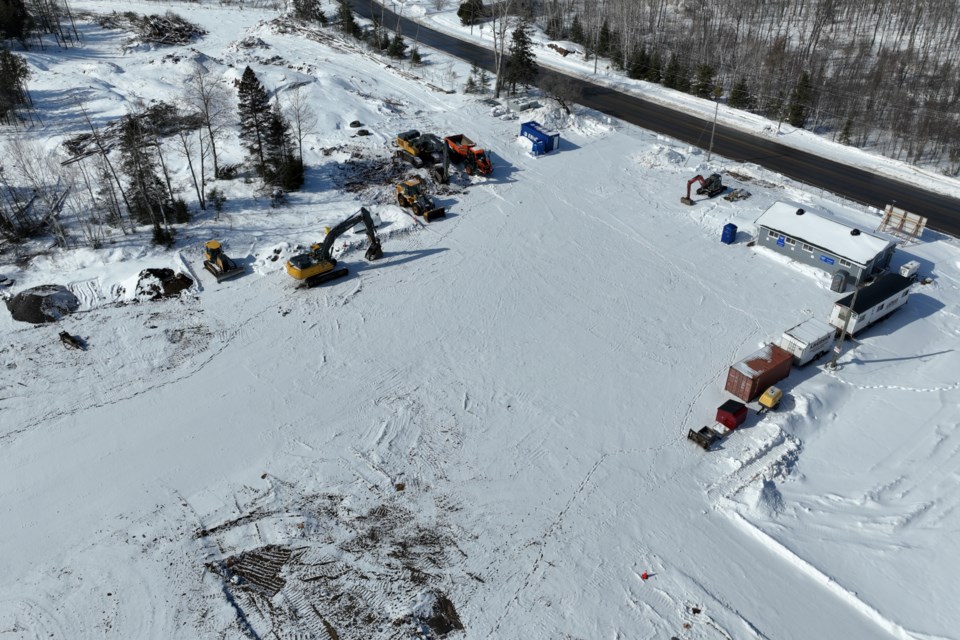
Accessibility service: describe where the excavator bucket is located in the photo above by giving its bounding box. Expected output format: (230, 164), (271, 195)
(423, 206), (446, 222)
(365, 238), (384, 261)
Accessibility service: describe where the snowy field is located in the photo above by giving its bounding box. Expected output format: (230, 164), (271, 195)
(1, 2), (960, 639)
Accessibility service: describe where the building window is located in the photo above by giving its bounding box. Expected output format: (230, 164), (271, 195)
(801, 243), (813, 252)
(839, 258), (852, 268)
(768, 229), (778, 239)
(877, 303), (885, 311)
(785, 237), (796, 246)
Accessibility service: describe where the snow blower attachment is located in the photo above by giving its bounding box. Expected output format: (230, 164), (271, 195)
(285, 207), (384, 288)
(203, 240), (244, 282)
(396, 176), (446, 221)
(681, 173), (725, 205)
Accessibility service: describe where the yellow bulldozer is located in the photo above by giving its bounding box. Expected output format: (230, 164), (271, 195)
(396, 176), (445, 221)
(203, 240), (244, 282)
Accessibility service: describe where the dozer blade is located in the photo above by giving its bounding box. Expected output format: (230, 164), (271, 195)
(303, 267), (349, 288)
(680, 197), (694, 205)
(423, 207), (446, 222)
(687, 427), (721, 450)
(204, 260), (244, 283)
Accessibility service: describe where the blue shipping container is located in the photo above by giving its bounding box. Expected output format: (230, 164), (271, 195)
(520, 121), (560, 155)
(721, 223), (738, 245)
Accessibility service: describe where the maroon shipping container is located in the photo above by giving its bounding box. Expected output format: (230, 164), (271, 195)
(725, 344), (793, 402)
(716, 400), (748, 430)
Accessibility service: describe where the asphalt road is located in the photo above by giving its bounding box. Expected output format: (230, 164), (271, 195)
(349, 1), (960, 236)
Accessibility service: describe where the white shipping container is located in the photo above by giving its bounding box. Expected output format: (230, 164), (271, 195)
(780, 318), (837, 366)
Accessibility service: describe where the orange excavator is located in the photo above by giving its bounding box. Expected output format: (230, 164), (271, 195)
(681, 173), (724, 205)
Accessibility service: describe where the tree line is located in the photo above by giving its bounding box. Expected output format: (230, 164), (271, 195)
(459, 0), (960, 174)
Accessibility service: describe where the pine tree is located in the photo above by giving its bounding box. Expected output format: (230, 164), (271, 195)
(236, 66), (272, 176)
(464, 75), (478, 94)
(597, 19), (611, 58)
(0, 46), (30, 125)
(0, 0), (33, 42)
(504, 20), (537, 95)
(663, 54), (681, 89)
(117, 113), (172, 228)
(568, 14), (584, 44)
(628, 47), (649, 80)
(838, 118), (853, 145)
(337, 0), (360, 38)
(787, 71), (813, 128)
(728, 77), (753, 109)
(478, 68), (491, 93)
(457, 0), (483, 26)
(291, 0), (324, 24)
(692, 64), (715, 98)
(410, 48), (422, 65)
(645, 51), (662, 83)
(387, 32), (407, 59)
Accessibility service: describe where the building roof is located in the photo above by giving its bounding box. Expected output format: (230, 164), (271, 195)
(836, 272), (913, 313)
(731, 343), (792, 378)
(756, 201), (895, 264)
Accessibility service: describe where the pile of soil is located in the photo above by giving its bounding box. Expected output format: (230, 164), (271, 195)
(135, 268), (193, 301)
(5, 285), (80, 324)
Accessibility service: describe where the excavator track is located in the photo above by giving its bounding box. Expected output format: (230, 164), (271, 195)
(303, 268), (349, 288)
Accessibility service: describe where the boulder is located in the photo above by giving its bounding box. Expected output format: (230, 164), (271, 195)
(5, 285), (81, 324)
(135, 268), (194, 301)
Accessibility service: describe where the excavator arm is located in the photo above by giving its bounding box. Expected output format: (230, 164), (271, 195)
(315, 207), (383, 263)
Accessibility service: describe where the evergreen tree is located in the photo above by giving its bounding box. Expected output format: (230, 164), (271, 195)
(464, 75), (478, 94)
(386, 32), (407, 59)
(0, 0), (32, 42)
(291, 0), (325, 25)
(663, 54), (681, 89)
(627, 47), (649, 80)
(568, 14), (584, 45)
(117, 113), (171, 228)
(264, 100), (302, 190)
(410, 47), (422, 65)
(765, 90), (785, 121)
(676, 62), (692, 93)
(457, 0), (483, 26)
(337, 0), (360, 38)
(692, 63), (715, 98)
(504, 20), (537, 95)
(544, 6), (564, 40)
(236, 66), (272, 176)
(838, 117), (853, 145)
(645, 51), (662, 83)
(477, 67), (491, 93)
(728, 76), (753, 109)
(597, 19), (611, 58)
(0, 46), (30, 125)
(787, 71), (813, 128)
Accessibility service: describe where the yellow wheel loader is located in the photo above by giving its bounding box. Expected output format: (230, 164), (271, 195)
(396, 176), (445, 222)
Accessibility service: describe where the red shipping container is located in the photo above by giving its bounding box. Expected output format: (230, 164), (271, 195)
(716, 399), (748, 430)
(725, 344), (793, 402)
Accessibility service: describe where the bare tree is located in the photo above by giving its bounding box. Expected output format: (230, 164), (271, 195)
(175, 129), (205, 210)
(490, 0), (515, 98)
(283, 84), (317, 168)
(184, 62), (230, 181)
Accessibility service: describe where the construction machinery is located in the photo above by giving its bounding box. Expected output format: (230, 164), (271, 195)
(203, 240), (245, 282)
(681, 173), (725, 205)
(757, 386), (783, 415)
(285, 207), (384, 288)
(396, 176), (446, 221)
(395, 130), (444, 168)
(444, 134), (493, 176)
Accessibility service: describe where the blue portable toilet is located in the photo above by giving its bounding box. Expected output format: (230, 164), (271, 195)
(520, 121), (560, 155)
(721, 223), (738, 245)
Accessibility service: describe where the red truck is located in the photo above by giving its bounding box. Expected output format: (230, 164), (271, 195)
(444, 134), (493, 176)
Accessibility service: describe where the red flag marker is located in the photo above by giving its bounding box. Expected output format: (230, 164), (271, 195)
(641, 572), (649, 581)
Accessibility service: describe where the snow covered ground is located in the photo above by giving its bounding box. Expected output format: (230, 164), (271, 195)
(2, 2), (960, 638)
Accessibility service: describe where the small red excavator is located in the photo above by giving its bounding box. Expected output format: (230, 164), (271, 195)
(681, 173), (725, 205)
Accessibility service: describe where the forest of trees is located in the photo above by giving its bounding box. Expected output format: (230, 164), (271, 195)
(519, 0), (960, 172)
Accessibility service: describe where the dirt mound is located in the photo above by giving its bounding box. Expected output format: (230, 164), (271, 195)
(135, 268), (193, 301)
(5, 285), (81, 324)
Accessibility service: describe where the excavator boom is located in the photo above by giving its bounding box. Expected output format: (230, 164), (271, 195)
(285, 207), (383, 287)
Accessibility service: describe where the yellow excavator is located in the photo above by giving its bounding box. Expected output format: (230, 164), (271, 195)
(203, 240), (245, 282)
(285, 207), (384, 288)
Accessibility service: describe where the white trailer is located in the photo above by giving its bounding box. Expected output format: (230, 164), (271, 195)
(828, 272), (913, 337)
(780, 318), (837, 366)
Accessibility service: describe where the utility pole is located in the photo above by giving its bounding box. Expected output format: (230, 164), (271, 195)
(828, 281), (862, 370)
(593, 0), (605, 75)
(707, 99), (719, 162)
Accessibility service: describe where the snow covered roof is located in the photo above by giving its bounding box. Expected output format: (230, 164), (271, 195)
(755, 201), (895, 264)
(783, 318), (835, 345)
(835, 272), (914, 313)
